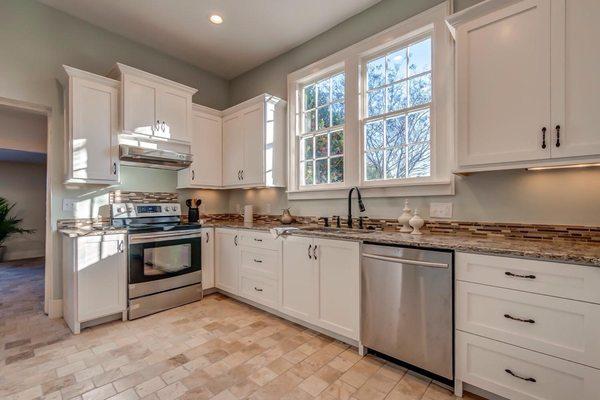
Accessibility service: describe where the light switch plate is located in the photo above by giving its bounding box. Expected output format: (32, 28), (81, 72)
(430, 202), (452, 219)
(62, 198), (75, 212)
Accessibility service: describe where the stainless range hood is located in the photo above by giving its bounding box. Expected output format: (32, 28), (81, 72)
(119, 144), (192, 170)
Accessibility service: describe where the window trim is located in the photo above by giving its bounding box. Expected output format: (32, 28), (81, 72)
(287, 1), (454, 199)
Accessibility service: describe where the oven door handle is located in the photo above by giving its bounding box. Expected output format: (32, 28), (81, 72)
(128, 231), (203, 244)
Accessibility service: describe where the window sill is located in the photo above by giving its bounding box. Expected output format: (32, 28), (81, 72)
(287, 178), (454, 200)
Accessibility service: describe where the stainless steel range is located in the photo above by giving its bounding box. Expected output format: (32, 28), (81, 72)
(110, 202), (203, 320)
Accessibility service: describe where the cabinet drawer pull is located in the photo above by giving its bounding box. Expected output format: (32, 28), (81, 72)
(254, 287), (263, 292)
(192, 170), (195, 180)
(504, 314), (535, 324)
(205, 232), (209, 243)
(113, 162), (117, 175)
(308, 244), (312, 259)
(541, 127), (547, 149)
(555, 124), (561, 147)
(253, 259), (263, 263)
(505, 271), (536, 279)
(253, 238), (263, 242)
(234, 235), (238, 246)
(505, 369), (536, 383)
(313, 245), (318, 260)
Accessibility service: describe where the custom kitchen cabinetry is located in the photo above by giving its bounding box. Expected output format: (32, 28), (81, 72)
(448, 0), (600, 172)
(177, 105), (223, 188)
(62, 233), (127, 334)
(215, 228), (239, 294)
(282, 236), (360, 340)
(109, 63), (197, 143)
(454, 252), (600, 399)
(222, 94), (286, 188)
(201, 227), (215, 290)
(63, 66), (120, 184)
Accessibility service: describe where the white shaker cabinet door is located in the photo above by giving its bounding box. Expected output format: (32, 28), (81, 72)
(281, 236), (316, 321)
(550, 0), (600, 158)
(201, 227), (215, 290)
(215, 229), (240, 294)
(456, 0), (551, 166)
(241, 103), (264, 186)
(71, 76), (119, 183)
(77, 234), (126, 322)
(315, 238), (360, 340)
(156, 86), (190, 142)
(123, 75), (158, 136)
(222, 114), (244, 186)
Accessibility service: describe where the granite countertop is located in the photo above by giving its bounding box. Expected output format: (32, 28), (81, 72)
(60, 226), (128, 237)
(204, 220), (600, 267)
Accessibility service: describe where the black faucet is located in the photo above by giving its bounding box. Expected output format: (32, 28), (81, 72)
(347, 187), (366, 228)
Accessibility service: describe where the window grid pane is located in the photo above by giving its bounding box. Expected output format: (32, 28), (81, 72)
(299, 71), (345, 186)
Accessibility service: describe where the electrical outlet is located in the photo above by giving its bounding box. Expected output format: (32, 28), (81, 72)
(430, 202), (452, 219)
(62, 198), (75, 212)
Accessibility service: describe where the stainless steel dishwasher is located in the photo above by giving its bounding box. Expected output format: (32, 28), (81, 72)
(361, 243), (453, 382)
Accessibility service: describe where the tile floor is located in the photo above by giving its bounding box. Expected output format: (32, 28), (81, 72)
(0, 260), (482, 400)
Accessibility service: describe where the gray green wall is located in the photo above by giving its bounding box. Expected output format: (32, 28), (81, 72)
(226, 0), (600, 226)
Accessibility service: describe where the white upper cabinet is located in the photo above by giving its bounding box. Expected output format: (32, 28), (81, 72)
(551, 0), (600, 158)
(63, 65), (120, 185)
(448, 0), (600, 172)
(222, 94), (287, 188)
(109, 63), (197, 143)
(177, 105), (223, 188)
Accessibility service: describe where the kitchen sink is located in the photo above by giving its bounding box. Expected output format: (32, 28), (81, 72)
(300, 226), (376, 234)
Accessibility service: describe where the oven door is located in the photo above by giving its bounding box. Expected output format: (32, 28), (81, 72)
(128, 231), (202, 298)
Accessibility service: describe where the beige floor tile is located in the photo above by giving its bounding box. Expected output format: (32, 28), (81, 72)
(298, 375), (329, 397)
(82, 383), (117, 400)
(155, 381), (187, 400)
(135, 377), (166, 398)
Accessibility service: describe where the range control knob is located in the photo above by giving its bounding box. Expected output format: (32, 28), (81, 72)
(117, 207), (125, 213)
(164, 206), (171, 212)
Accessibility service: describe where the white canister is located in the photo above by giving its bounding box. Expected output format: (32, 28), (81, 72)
(243, 205), (253, 224)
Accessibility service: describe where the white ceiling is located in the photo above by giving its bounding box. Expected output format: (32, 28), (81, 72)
(39, 0), (382, 79)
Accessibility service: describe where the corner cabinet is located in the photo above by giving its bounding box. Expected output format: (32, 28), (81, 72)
(62, 233), (127, 334)
(448, 0), (600, 172)
(63, 66), (120, 185)
(177, 105), (223, 188)
(222, 94), (286, 188)
(108, 63), (197, 143)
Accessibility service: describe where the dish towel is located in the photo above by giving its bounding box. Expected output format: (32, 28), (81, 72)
(270, 227), (300, 239)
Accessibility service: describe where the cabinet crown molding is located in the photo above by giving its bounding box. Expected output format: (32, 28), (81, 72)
(63, 65), (120, 88)
(223, 93), (286, 116)
(107, 62), (198, 95)
(445, 0), (524, 38)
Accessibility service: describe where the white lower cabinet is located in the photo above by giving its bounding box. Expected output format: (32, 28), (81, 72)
(455, 252), (600, 399)
(281, 236), (360, 340)
(215, 228), (240, 294)
(201, 227), (215, 290)
(62, 233), (127, 334)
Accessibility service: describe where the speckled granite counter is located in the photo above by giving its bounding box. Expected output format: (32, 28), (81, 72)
(203, 220), (600, 267)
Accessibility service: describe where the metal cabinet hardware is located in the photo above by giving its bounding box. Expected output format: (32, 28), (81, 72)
(254, 287), (263, 292)
(234, 235), (238, 246)
(253, 259), (263, 263)
(205, 232), (209, 243)
(505, 271), (536, 279)
(313, 245), (318, 260)
(308, 244), (312, 259)
(192, 170), (195, 180)
(541, 127), (547, 149)
(253, 238), (263, 242)
(504, 313), (535, 324)
(113, 162), (117, 175)
(555, 125), (561, 147)
(505, 369), (536, 383)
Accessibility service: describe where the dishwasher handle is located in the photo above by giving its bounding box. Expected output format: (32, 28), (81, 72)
(362, 253), (449, 269)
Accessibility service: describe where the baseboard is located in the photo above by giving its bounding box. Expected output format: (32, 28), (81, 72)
(48, 298), (62, 319)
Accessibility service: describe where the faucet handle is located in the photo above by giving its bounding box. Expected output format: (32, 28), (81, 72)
(358, 216), (364, 230)
(332, 215), (341, 228)
(320, 217), (329, 227)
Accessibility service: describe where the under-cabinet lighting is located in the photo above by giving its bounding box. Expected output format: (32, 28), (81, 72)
(527, 163), (600, 171)
(209, 14), (223, 24)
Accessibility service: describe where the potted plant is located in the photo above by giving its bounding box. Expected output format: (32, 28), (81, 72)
(0, 197), (34, 262)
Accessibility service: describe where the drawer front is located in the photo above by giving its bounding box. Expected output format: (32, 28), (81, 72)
(239, 274), (278, 308)
(240, 247), (279, 280)
(456, 252), (600, 303)
(456, 281), (600, 368)
(239, 230), (281, 251)
(456, 331), (600, 400)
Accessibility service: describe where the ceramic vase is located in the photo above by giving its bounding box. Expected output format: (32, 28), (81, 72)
(409, 209), (424, 235)
(397, 200), (413, 233)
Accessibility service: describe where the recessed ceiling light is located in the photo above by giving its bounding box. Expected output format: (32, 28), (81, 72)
(209, 14), (223, 24)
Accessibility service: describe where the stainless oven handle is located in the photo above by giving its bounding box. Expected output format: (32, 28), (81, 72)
(362, 253), (448, 269)
(128, 231), (203, 244)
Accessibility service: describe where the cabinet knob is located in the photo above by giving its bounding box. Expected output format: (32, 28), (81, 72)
(555, 125), (561, 147)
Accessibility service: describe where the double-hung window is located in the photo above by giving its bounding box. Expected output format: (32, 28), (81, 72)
(362, 37), (432, 182)
(299, 72), (345, 186)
